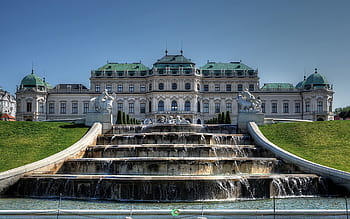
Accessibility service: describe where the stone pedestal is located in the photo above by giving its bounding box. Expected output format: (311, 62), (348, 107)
(237, 112), (264, 133)
(85, 112), (113, 132)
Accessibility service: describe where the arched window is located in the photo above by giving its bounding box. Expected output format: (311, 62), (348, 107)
(171, 100), (178, 111)
(149, 101), (152, 112)
(185, 101), (191, 111)
(158, 100), (164, 112)
(197, 101), (201, 112)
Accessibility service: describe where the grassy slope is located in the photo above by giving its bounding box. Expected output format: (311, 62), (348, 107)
(259, 120), (350, 172)
(0, 121), (89, 172)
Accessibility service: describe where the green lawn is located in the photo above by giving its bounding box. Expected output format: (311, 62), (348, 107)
(0, 121), (89, 172)
(259, 120), (350, 172)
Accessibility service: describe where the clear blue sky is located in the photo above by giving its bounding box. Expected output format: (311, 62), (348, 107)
(1, 0), (349, 109)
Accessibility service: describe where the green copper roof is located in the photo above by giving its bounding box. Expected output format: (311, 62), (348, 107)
(200, 62), (253, 70)
(154, 55), (194, 65)
(261, 83), (294, 89)
(44, 82), (53, 89)
(97, 63), (149, 71)
(20, 73), (46, 87)
(305, 70), (329, 86)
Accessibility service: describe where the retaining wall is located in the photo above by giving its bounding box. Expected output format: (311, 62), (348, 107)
(0, 123), (102, 194)
(248, 121), (350, 191)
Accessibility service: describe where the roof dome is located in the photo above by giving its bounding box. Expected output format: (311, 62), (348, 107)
(20, 69), (46, 87)
(304, 68), (329, 89)
(295, 76), (307, 89)
(295, 80), (304, 88)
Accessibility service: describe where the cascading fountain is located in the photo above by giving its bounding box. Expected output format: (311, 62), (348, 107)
(5, 123), (325, 202)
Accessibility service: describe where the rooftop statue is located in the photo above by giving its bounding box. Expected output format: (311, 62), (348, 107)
(238, 89), (262, 112)
(89, 89), (114, 113)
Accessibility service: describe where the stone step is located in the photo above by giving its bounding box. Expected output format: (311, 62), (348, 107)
(84, 144), (259, 158)
(9, 174), (321, 201)
(97, 133), (252, 145)
(24, 173), (319, 180)
(70, 157), (277, 161)
(56, 157), (279, 175)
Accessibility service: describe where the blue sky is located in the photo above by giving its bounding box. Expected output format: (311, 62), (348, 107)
(1, 0), (349, 109)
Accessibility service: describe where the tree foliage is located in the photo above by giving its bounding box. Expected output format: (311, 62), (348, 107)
(336, 106), (350, 119)
(205, 111), (232, 124)
(116, 111), (140, 125)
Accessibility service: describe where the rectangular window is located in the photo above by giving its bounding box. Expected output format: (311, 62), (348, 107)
(237, 84), (243, 91)
(39, 103), (44, 113)
(272, 103), (277, 113)
(317, 101), (323, 112)
(26, 102), (32, 112)
(129, 103), (134, 113)
(215, 103), (220, 113)
(283, 103), (289, 113)
(215, 84), (220, 91)
(72, 102), (78, 114)
(140, 103), (146, 113)
(106, 85), (112, 93)
(129, 84), (134, 93)
(305, 102), (310, 112)
(117, 84), (123, 92)
(261, 103), (266, 113)
(117, 103), (123, 112)
(140, 85), (146, 93)
(95, 85), (100, 92)
(204, 84), (209, 92)
(249, 84), (255, 91)
(60, 102), (66, 114)
(203, 103), (209, 113)
(226, 102), (232, 112)
(226, 84), (231, 92)
(49, 103), (55, 114)
(83, 102), (89, 114)
(149, 83), (152, 91)
(295, 102), (301, 113)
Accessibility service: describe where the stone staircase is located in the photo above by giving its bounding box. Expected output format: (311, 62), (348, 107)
(6, 124), (322, 202)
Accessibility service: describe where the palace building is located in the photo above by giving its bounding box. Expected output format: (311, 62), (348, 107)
(15, 52), (334, 123)
(0, 87), (16, 118)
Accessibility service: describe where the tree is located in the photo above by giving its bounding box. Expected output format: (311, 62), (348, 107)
(218, 113), (222, 124)
(116, 111), (122, 124)
(225, 111), (231, 124)
(122, 112), (127, 124)
(221, 112), (226, 124)
(126, 114), (130, 124)
(337, 106), (350, 119)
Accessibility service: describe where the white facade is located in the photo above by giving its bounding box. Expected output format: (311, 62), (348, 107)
(0, 88), (16, 118)
(16, 53), (334, 123)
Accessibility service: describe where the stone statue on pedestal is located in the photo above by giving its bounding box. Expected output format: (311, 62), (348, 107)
(85, 90), (114, 132)
(238, 89), (262, 112)
(89, 89), (114, 113)
(237, 89), (264, 133)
